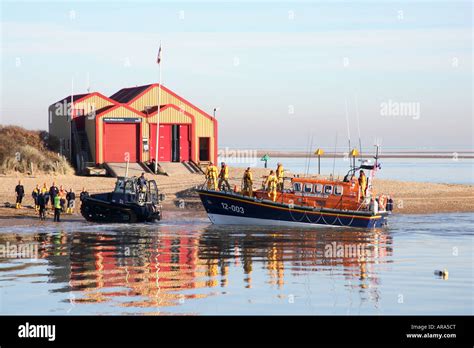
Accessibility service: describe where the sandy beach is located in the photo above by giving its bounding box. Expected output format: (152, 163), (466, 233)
(0, 167), (473, 225)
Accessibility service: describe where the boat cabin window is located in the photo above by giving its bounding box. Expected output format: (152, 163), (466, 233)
(314, 184), (323, 193)
(304, 184), (313, 193)
(293, 182), (302, 192)
(334, 185), (343, 195)
(324, 185), (333, 195)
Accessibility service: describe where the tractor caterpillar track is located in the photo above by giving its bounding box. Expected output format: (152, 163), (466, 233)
(81, 198), (138, 223)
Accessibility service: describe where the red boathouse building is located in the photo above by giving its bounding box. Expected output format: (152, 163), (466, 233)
(48, 84), (218, 170)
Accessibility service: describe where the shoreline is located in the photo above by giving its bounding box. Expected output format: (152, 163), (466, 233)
(251, 151), (474, 159)
(0, 168), (473, 228)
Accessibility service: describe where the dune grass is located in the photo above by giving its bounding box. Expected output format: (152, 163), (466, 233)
(0, 125), (74, 175)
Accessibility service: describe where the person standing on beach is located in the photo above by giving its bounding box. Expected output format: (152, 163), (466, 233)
(53, 194), (61, 222)
(218, 162), (231, 191)
(358, 170), (367, 198)
(49, 182), (59, 210)
(37, 192), (46, 220)
(80, 187), (89, 202)
(58, 185), (66, 212)
(15, 180), (25, 209)
(32, 184), (40, 211)
(66, 189), (76, 214)
(41, 183), (49, 210)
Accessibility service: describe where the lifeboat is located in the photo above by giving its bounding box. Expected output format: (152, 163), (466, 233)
(197, 147), (391, 229)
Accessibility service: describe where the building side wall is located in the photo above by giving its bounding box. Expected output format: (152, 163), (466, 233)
(84, 115), (97, 163)
(48, 104), (72, 159)
(49, 94), (115, 163)
(79, 95), (115, 164)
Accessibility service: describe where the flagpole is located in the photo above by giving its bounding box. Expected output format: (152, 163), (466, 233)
(154, 41), (162, 174)
(70, 78), (74, 160)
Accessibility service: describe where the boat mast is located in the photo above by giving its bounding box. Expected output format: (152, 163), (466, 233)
(345, 98), (352, 170)
(355, 94), (363, 160)
(374, 143), (380, 168)
(332, 132), (338, 179)
(306, 135), (314, 177)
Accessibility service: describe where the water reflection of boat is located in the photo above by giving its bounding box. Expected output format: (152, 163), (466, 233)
(198, 226), (393, 296)
(198, 146), (391, 228)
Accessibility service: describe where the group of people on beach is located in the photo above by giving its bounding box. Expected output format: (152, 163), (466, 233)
(14, 180), (89, 222)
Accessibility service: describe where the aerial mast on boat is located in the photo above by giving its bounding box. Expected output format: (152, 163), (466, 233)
(344, 98), (352, 170)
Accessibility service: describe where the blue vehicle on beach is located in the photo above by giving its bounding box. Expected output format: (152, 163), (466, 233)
(80, 176), (163, 223)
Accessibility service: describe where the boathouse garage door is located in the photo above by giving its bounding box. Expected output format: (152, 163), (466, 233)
(150, 124), (191, 162)
(103, 120), (140, 162)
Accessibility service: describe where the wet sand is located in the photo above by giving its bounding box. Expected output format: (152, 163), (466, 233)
(0, 167), (473, 226)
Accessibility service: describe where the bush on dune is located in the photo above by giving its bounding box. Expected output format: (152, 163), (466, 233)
(0, 125), (74, 175)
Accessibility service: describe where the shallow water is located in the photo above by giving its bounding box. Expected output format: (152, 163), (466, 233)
(0, 212), (472, 315)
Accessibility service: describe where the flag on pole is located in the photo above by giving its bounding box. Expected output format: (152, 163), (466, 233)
(156, 44), (162, 64)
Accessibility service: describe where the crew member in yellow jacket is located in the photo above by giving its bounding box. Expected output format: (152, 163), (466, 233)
(205, 162), (218, 190)
(276, 163), (284, 191)
(358, 170), (367, 198)
(265, 170), (278, 202)
(242, 167), (253, 197)
(32, 184), (40, 211)
(41, 182), (49, 211)
(218, 162), (231, 191)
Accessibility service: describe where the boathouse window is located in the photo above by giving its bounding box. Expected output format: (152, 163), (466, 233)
(304, 184), (312, 193)
(315, 184), (323, 193)
(334, 185), (343, 195)
(293, 183), (302, 192)
(324, 185), (333, 195)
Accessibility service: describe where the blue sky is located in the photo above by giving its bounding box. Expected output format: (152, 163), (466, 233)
(1, 0), (472, 149)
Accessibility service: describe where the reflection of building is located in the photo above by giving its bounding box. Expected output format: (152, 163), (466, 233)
(67, 229), (211, 308)
(30, 229), (222, 309)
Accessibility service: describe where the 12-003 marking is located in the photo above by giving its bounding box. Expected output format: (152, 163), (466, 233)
(221, 203), (245, 214)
